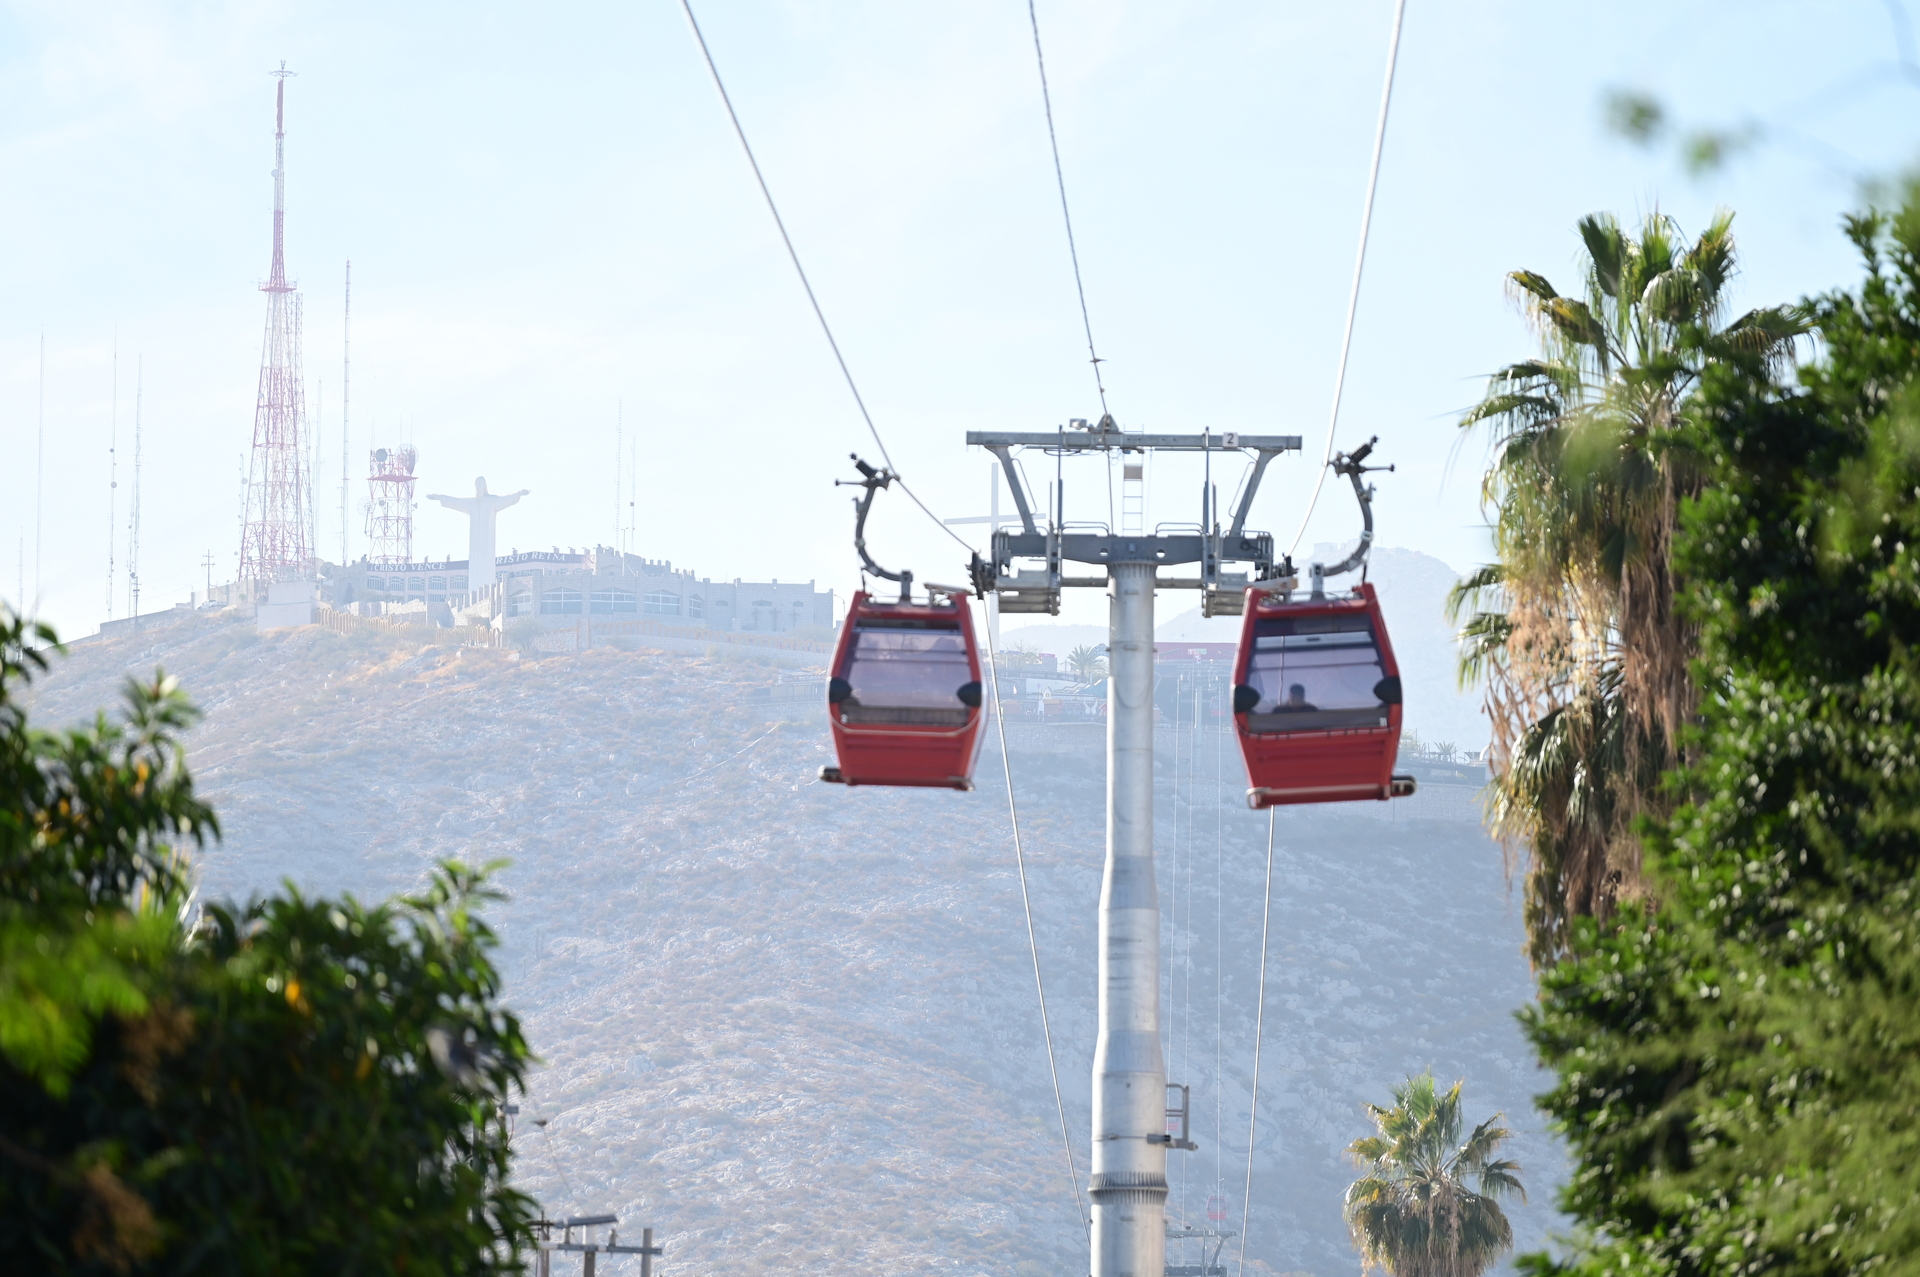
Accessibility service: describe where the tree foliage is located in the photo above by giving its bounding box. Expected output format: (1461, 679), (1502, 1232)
(1522, 190), (1920, 1277)
(1452, 210), (1807, 964)
(0, 607), (537, 1274)
(1066, 644), (1108, 682)
(1344, 1074), (1524, 1277)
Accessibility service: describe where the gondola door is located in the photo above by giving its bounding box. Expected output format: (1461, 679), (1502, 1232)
(820, 589), (985, 790)
(1231, 581), (1413, 806)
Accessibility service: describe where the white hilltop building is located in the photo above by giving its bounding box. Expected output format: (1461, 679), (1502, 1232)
(309, 477), (833, 636)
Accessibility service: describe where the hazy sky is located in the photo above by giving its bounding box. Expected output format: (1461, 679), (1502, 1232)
(4, 0), (1915, 640)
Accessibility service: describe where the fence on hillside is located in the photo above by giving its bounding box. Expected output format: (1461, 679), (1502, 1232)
(316, 608), (501, 648)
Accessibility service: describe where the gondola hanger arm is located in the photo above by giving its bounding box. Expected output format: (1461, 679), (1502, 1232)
(1315, 436), (1394, 583)
(837, 454), (914, 602)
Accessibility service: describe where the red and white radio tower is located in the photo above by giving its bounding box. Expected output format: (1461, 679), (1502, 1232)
(238, 63), (314, 593)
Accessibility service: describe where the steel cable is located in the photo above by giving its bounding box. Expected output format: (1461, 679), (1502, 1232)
(1235, 806), (1277, 1277)
(1027, 0), (1110, 414)
(983, 613), (1091, 1238)
(677, 9), (1083, 1232)
(678, 0), (972, 554)
(1287, 0), (1409, 559)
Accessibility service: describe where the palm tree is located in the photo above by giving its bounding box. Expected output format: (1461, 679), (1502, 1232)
(1344, 1074), (1524, 1277)
(1066, 643), (1108, 682)
(1450, 209), (1805, 964)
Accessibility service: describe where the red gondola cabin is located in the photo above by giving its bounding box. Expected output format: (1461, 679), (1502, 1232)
(1231, 581), (1414, 807)
(820, 590), (985, 790)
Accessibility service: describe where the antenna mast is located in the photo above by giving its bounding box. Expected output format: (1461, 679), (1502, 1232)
(341, 260), (351, 564)
(130, 360), (143, 624)
(35, 334), (44, 614)
(237, 62), (313, 594)
(106, 340), (117, 619)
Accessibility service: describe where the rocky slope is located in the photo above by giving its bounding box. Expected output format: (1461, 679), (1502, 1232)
(27, 613), (1560, 1276)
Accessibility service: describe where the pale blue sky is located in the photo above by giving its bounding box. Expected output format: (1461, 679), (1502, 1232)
(3, 0), (1914, 639)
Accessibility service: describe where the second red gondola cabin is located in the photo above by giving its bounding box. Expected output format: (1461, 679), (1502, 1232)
(820, 589), (985, 790)
(1231, 581), (1412, 807)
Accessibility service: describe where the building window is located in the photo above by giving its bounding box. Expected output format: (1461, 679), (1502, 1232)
(509, 592), (533, 617)
(540, 589), (583, 615)
(643, 591), (681, 616)
(407, 577), (425, 594)
(429, 576), (447, 592)
(688, 594), (703, 619)
(366, 576), (386, 592)
(592, 590), (637, 615)
(451, 575), (468, 592)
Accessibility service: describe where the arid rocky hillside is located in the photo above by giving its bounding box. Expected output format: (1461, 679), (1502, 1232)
(26, 612), (1561, 1277)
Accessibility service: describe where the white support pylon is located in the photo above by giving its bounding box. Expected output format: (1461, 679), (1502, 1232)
(1091, 559), (1167, 1277)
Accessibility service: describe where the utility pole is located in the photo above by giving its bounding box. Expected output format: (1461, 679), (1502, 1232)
(968, 421), (1299, 1277)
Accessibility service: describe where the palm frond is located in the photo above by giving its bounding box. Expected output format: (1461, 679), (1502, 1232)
(1544, 297), (1609, 351)
(1445, 564), (1504, 623)
(1685, 206), (1738, 298)
(1576, 213), (1629, 299)
(1474, 1161), (1528, 1202)
(1505, 269), (1559, 304)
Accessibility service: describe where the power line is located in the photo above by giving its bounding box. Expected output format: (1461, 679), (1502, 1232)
(1027, 0), (1110, 415)
(676, 0), (971, 554)
(1288, 0), (1409, 559)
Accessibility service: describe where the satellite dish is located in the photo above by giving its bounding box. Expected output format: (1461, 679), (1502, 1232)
(375, 447), (389, 463)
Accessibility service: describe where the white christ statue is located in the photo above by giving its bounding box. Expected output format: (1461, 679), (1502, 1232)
(427, 478), (528, 590)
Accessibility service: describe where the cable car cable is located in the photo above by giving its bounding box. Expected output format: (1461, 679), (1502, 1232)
(1235, 807), (1277, 1277)
(1285, 0), (1409, 559)
(678, 0), (972, 555)
(982, 614), (1091, 1238)
(1026, 0), (1111, 415)
(1214, 715), (1226, 1231)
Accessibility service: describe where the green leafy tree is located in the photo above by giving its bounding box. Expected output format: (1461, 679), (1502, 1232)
(0, 607), (536, 1274)
(1344, 1074), (1525, 1277)
(1522, 190), (1920, 1277)
(1450, 209), (1806, 964)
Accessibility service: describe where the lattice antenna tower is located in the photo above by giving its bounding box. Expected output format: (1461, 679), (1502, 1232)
(237, 62), (314, 593)
(365, 445), (417, 565)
